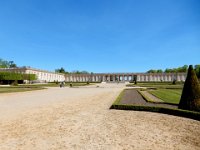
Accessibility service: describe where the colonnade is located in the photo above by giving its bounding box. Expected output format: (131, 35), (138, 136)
(65, 73), (186, 82)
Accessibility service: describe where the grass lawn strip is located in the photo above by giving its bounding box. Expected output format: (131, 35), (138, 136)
(0, 82), (95, 93)
(149, 89), (181, 104)
(127, 82), (184, 89)
(0, 87), (44, 93)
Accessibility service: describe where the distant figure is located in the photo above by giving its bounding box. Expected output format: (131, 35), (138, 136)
(59, 81), (65, 88)
(62, 81), (65, 87)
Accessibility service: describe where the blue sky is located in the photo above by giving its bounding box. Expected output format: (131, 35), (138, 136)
(0, 0), (199, 73)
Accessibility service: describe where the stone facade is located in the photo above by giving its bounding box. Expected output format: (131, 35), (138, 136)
(0, 67), (187, 83)
(65, 72), (186, 82)
(0, 67), (65, 83)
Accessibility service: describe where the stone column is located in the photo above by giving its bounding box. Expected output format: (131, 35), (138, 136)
(155, 75), (157, 82)
(93, 76), (95, 82)
(169, 75), (172, 81)
(103, 75), (105, 82)
(181, 74), (185, 81)
(141, 75), (144, 81)
(158, 75), (161, 81)
(177, 75), (180, 81)
(165, 75), (167, 81)
(137, 75), (140, 82)
(150, 75), (152, 81)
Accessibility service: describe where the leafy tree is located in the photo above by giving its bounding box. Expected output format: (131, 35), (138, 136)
(195, 65), (200, 78)
(81, 71), (89, 74)
(9, 61), (17, 68)
(0, 72), (36, 81)
(147, 69), (163, 73)
(147, 69), (157, 73)
(0, 59), (9, 68)
(55, 67), (65, 73)
(164, 68), (173, 73)
(157, 69), (163, 73)
(71, 70), (89, 74)
(0, 59), (17, 68)
(177, 65), (188, 72)
(164, 65), (188, 73)
(178, 65), (200, 111)
(22, 74), (37, 81)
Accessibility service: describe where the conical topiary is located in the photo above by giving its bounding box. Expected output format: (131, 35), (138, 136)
(179, 65), (200, 111)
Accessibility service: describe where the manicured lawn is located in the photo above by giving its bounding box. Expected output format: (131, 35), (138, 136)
(149, 89), (182, 104)
(0, 82), (95, 93)
(0, 87), (44, 93)
(127, 82), (184, 89)
(19, 82), (94, 88)
(19, 83), (58, 87)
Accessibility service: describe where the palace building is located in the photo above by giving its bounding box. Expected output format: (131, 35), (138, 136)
(65, 72), (186, 82)
(0, 67), (187, 83)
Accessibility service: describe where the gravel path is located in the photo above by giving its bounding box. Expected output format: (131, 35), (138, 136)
(0, 84), (199, 150)
(120, 89), (178, 109)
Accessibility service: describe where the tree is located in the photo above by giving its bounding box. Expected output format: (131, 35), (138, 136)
(71, 70), (89, 74)
(177, 65), (188, 72)
(157, 69), (163, 73)
(0, 59), (17, 68)
(195, 65), (200, 78)
(147, 69), (163, 73)
(178, 65), (200, 111)
(164, 68), (173, 73)
(164, 65), (188, 73)
(9, 61), (17, 68)
(0, 59), (9, 68)
(55, 67), (65, 73)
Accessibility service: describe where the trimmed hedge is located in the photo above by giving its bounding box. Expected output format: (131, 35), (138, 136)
(110, 104), (200, 121)
(113, 89), (125, 105)
(179, 65), (200, 111)
(0, 72), (36, 81)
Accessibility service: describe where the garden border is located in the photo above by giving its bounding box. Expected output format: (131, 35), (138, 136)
(110, 89), (200, 121)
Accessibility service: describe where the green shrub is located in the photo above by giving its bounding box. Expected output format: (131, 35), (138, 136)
(70, 83), (73, 87)
(0, 72), (36, 81)
(172, 79), (176, 85)
(179, 65), (200, 111)
(12, 80), (18, 86)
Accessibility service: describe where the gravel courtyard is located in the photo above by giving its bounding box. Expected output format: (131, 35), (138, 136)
(0, 83), (199, 150)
